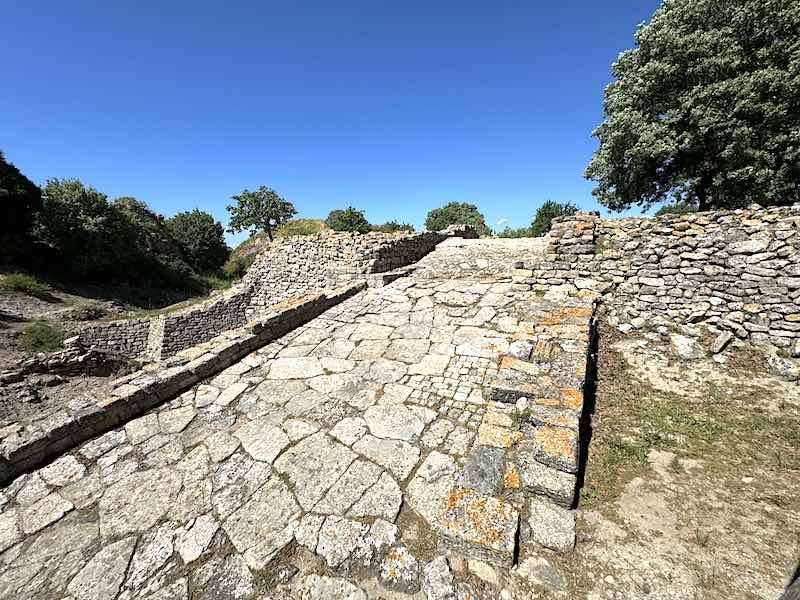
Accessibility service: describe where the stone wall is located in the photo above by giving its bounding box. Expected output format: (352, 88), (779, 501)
(517, 205), (800, 353)
(76, 225), (476, 360)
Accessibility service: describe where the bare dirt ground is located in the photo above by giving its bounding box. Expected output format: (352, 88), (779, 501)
(545, 320), (800, 600)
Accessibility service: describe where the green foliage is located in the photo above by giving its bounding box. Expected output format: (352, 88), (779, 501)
(276, 219), (329, 237)
(69, 302), (108, 321)
(167, 209), (230, 271)
(371, 220), (414, 233)
(325, 206), (371, 233)
(222, 253), (256, 279)
(227, 186), (297, 241)
(655, 200), (699, 217)
(530, 200), (578, 237)
(21, 321), (64, 352)
(424, 202), (491, 236)
(497, 226), (533, 238)
(585, 0), (800, 211)
(0, 273), (54, 300)
(35, 179), (141, 279)
(0, 151), (42, 236)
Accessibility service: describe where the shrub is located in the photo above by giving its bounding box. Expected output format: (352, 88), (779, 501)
(530, 200), (578, 237)
(222, 253), (256, 279)
(655, 201), (698, 217)
(167, 209), (230, 271)
(0, 151), (42, 237)
(69, 302), (108, 321)
(498, 226), (533, 238)
(21, 321), (64, 352)
(276, 219), (330, 237)
(424, 202), (491, 236)
(0, 273), (54, 300)
(371, 221), (414, 233)
(325, 207), (371, 233)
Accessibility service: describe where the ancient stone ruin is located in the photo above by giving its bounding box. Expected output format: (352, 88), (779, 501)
(0, 205), (797, 599)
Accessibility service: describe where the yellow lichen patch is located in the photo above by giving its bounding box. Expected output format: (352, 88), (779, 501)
(511, 331), (536, 341)
(564, 307), (594, 319)
(477, 423), (523, 448)
(499, 356), (540, 376)
(532, 340), (555, 360)
(533, 426), (576, 460)
(442, 488), (516, 548)
(503, 463), (521, 489)
(561, 387), (583, 413)
(483, 411), (513, 428)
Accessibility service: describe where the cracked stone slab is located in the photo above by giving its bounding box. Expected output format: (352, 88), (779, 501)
(314, 459), (383, 515)
(294, 574), (367, 600)
(22, 492), (74, 535)
(379, 544), (421, 593)
(352, 434), (420, 480)
(457, 446), (505, 495)
(67, 536), (137, 600)
(221, 475), (300, 570)
(515, 444), (576, 506)
(530, 425), (579, 473)
(274, 432), (357, 510)
(234, 418), (291, 463)
(268, 357), (325, 379)
(99, 468), (183, 538)
(364, 404), (426, 441)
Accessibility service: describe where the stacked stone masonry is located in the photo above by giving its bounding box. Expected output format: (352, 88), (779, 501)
(75, 225), (476, 361)
(520, 204), (800, 353)
(0, 237), (595, 600)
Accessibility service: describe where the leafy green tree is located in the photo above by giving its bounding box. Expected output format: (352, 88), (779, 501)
(424, 202), (491, 236)
(227, 186), (297, 241)
(371, 220), (415, 233)
(325, 206), (371, 233)
(35, 179), (140, 278)
(655, 200), (698, 217)
(585, 0), (800, 211)
(530, 200), (579, 237)
(167, 209), (230, 271)
(498, 226), (533, 238)
(0, 151), (42, 236)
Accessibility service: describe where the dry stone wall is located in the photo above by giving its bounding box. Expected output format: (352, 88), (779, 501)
(75, 226), (476, 360)
(517, 205), (800, 353)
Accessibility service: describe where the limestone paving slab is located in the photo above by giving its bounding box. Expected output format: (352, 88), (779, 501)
(0, 238), (593, 600)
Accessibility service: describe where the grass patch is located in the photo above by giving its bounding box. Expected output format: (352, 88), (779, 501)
(276, 218), (329, 237)
(21, 321), (65, 352)
(0, 273), (58, 301)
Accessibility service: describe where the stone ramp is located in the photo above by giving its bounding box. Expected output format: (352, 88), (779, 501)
(0, 241), (594, 600)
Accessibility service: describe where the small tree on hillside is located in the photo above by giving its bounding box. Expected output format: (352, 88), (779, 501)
(585, 0), (800, 211)
(167, 209), (230, 271)
(424, 202), (491, 236)
(325, 206), (371, 233)
(372, 220), (414, 233)
(0, 151), (42, 236)
(530, 200), (578, 237)
(227, 186), (296, 241)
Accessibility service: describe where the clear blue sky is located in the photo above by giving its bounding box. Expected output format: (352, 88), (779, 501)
(3, 0), (661, 245)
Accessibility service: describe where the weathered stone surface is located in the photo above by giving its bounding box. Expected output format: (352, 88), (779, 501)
(40, 455), (86, 487)
(379, 544), (421, 592)
(669, 334), (706, 360)
(294, 574), (367, 600)
(177, 514), (219, 563)
(316, 515), (369, 567)
(364, 404), (426, 441)
(0, 509), (21, 552)
(192, 554), (255, 600)
(125, 413), (160, 445)
(204, 430), (241, 462)
(234, 419), (290, 463)
(99, 469), (183, 538)
(348, 471), (402, 520)
(268, 356), (325, 379)
(125, 522), (176, 591)
(352, 434), (420, 480)
(438, 488), (519, 567)
(67, 537), (136, 600)
(274, 432), (356, 510)
(457, 446), (505, 495)
(330, 416), (367, 446)
(530, 425), (579, 473)
(221, 476), (300, 569)
(314, 459), (383, 515)
(526, 496), (575, 552)
(516, 443), (577, 506)
(423, 556), (458, 600)
(159, 406), (196, 433)
(21, 493), (73, 535)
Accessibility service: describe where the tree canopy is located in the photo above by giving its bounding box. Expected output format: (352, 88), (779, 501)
(167, 209), (230, 271)
(325, 206), (371, 233)
(371, 220), (414, 233)
(530, 200), (578, 237)
(227, 186), (297, 241)
(0, 151), (42, 236)
(585, 0), (800, 211)
(424, 202), (490, 236)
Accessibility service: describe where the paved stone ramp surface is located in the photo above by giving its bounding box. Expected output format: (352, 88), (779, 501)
(0, 238), (594, 600)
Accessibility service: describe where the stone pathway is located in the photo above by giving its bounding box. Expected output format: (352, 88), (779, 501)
(0, 239), (594, 600)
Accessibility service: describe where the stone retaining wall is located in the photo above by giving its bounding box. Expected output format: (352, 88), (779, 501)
(75, 226), (476, 360)
(517, 205), (800, 353)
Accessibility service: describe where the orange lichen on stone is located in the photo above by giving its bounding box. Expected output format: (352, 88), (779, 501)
(442, 488), (517, 549)
(533, 426), (576, 460)
(561, 387), (583, 413)
(477, 423), (523, 448)
(532, 340), (555, 360)
(503, 463), (521, 489)
(483, 411), (513, 428)
(499, 356), (540, 376)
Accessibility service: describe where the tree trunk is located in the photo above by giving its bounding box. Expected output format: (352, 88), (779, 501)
(696, 174), (712, 211)
(266, 225), (273, 241)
